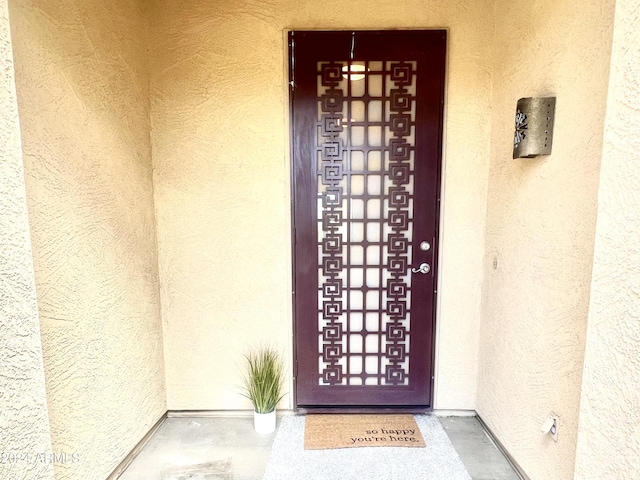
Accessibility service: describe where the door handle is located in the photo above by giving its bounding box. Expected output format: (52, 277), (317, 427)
(411, 263), (431, 274)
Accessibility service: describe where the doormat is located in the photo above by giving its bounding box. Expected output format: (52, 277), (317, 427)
(304, 414), (425, 450)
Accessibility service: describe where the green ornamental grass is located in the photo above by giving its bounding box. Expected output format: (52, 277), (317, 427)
(242, 347), (285, 414)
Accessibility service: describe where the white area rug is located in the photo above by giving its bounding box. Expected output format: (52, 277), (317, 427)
(262, 415), (471, 480)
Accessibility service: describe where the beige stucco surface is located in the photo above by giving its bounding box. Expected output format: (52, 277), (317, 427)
(149, 0), (493, 410)
(4, 1), (635, 477)
(477, 0), (615, 478)
(574, 0), (640, 477)
(0, 1), (55, 478)
(8, 0), (166, 478)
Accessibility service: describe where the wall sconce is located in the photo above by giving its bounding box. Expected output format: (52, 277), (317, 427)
(513, 97), (556, 159)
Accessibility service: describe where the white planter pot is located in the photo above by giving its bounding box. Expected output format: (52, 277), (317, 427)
(254, 410), (276, 434)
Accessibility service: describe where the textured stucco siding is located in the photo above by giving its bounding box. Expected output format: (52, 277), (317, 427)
(477, 0), (615, 479)
(0, 1), (55, 479)
(574, 0), (640, 477)
(148, 0), (494, 410)
(8, 1), (166, 479)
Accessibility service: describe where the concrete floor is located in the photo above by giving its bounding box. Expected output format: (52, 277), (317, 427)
(118, 415), (520, 480)
(439, 417), (521, 480)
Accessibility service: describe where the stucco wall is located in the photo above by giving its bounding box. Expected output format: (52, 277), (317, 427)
(574, 0), (640, 477)
(8, 1), (166, 479)
(477, 0), (615, 479)
(149, 0), (493, 410)
(0, 1), (55, 479)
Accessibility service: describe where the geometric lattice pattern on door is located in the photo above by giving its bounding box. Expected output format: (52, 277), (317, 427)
(316, 60), (416, 386)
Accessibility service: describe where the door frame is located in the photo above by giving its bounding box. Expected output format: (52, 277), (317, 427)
(286, 29), (447, 412)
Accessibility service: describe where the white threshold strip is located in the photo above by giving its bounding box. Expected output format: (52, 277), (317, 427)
(166, 409), (294, 418)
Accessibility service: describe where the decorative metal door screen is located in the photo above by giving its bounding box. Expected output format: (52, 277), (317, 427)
(291, 31), (446, 408)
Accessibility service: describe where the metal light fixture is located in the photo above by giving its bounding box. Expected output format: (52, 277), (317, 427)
(341, 63), (367, 81)
(513, 97), (556, 159)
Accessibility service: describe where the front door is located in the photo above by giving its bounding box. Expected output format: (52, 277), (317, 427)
(290, 31), (446, 408)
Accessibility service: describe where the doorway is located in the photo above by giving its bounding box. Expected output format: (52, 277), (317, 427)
(290, 30), (446, 408)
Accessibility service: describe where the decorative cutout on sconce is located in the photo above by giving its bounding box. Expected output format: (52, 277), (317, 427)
(513, 97), (556, 159)
(514, 110), (528, 149)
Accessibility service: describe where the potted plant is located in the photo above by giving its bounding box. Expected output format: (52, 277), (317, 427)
(241, 346), (285, 434)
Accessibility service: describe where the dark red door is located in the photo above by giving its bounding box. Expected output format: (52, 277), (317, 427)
(290, 31), (446, 408)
